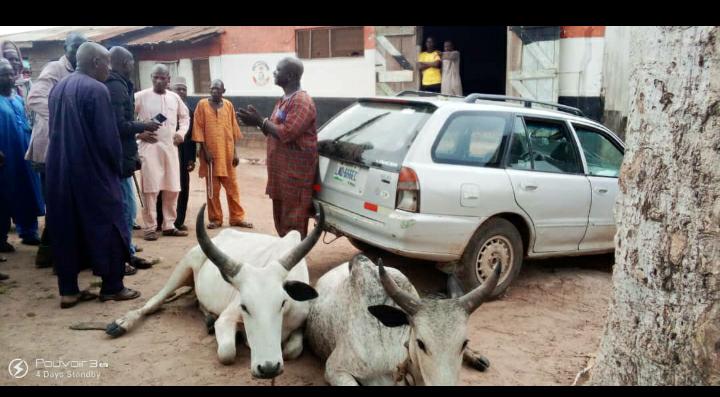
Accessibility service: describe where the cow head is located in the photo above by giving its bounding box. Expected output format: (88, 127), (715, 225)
(367, 257), (500, 386)
(195, 204), (322, 379)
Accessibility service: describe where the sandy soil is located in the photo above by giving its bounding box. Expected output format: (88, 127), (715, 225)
(0, 147), (612, 386)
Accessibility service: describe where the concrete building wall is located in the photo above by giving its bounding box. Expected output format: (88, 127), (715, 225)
(600, 26), (632, 137)
(19, 42), (65, 80)
(557, 26), (606, 122)
(136, 26), (377, 98)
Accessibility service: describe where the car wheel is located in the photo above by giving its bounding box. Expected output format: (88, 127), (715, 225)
(456, 218), (523, 299)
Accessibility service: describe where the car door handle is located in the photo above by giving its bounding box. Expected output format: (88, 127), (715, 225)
(520, 183), (538, 191)
(595, 187), (608, 194)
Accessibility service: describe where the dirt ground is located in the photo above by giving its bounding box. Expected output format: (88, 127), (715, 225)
(0, 146), (613, 386)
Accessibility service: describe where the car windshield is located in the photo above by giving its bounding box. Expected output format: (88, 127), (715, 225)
(318, 101), (435, 171)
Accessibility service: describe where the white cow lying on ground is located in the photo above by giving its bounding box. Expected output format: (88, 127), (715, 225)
(106, 204), (322, 379)
(306, 254), (499, 385)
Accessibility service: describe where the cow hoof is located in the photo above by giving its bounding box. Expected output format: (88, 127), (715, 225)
(205, 314), (217, 335)
(468, 355), (490, 372)
(105, 322), (127, 338)
(218, 352), (236, 365)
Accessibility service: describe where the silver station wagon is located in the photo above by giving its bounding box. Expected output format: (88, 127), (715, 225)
(314, 92), (625, 297)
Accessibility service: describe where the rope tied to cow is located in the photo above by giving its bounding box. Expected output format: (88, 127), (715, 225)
(394, 343), (416, 385)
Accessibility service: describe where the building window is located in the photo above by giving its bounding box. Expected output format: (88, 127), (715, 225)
(160, 61), (179, 81)
(192, 58), (211, 94)
(296, 27), (364, 59)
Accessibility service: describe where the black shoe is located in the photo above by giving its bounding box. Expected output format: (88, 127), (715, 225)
(0, 241), (15, 252)
(132, 224), (142, 230)
(0, 273), (9, 281)
(35, 247), (53, 268)
(131, 256), (153, 269)
(124, 264), (137, 276)
(21, 236), (41, 246)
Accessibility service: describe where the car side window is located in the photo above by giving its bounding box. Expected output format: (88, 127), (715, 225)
(523, 118), (583, 174)
(573, 124), (624, 177)
(508, 116), (533, 170)
(432, 113), (508, 168)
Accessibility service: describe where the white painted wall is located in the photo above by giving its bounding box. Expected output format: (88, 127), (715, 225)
(213, 50), (376, 97)
(140, 50), (377, 98)
(601, 26), (632, 112)
(177, 59), (195, 94)
(138, 60), (182, 92)
(558, 37), (605, 97)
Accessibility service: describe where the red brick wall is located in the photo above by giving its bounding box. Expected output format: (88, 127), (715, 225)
(219, 26), (374, 54)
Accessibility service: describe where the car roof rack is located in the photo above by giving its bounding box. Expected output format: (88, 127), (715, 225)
(395, 90), (465, 99)
(463, 93), (585, 117)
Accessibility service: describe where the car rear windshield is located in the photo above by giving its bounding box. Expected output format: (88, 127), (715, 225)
(317, 100), (435, 172)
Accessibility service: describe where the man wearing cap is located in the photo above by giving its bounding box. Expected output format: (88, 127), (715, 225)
(156, 76), (196, 231)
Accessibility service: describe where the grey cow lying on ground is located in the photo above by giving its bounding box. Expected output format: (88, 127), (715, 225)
(106, 204), (322, 379)
(306, 254), (500, 385)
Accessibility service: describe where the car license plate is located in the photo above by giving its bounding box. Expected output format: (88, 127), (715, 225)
(333, 162), (360, 186)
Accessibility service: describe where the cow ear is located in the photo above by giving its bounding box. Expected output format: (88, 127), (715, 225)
(368, 305), (409, 327)
(284, 281), (318, 301)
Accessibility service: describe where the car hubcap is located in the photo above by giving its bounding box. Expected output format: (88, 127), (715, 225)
(475, 235), (512, 285)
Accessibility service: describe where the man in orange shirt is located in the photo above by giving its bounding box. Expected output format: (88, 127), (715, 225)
(192, 80), (252, 229)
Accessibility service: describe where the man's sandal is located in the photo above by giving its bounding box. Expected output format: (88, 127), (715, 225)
(100, 288), (141, 302)
(230, 220), (254, 229)
(131, 256), (154, 270)
(60, 290), (99, 309)
(125, 264), (137, 276)
(162, 228), (188, 237)
(144, 231), (159, 241)
(207, 222), (220, 230)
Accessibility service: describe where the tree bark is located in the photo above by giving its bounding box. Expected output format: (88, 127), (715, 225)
(589, 26), (720, 385)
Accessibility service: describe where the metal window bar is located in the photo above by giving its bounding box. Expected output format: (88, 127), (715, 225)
(463, 93), (585, 117)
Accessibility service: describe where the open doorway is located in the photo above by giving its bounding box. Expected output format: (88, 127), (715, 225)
(421, 26), (507, 96)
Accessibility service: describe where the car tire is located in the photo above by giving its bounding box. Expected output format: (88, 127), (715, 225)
(456, 218), (523, 299)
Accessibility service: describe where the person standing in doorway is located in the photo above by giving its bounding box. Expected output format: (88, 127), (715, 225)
(418, 37), (442, 93)
(441, 40), (463, 96)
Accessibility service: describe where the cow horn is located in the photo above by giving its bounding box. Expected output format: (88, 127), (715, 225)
(458, 264), (501, 314)
(196, 204), (243, 279)
(377, 258), (420, 316)
(277, 203), (325, 271)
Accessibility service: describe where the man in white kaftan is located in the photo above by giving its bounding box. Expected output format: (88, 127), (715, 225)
(134, 64), (190, 240)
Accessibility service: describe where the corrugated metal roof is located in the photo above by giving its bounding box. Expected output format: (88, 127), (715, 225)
(0, 26), (150, 44)
(125, 26), (223, 47)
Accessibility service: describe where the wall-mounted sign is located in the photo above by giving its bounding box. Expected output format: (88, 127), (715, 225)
(251, 61), (271, 87)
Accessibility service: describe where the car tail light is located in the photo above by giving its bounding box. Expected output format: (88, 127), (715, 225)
(396, 166), (420, 212)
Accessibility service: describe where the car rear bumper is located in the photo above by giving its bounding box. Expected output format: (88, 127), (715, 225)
(315, 199), (484, 262)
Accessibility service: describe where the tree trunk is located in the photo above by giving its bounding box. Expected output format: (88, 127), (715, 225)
(589, 26), (720, 385)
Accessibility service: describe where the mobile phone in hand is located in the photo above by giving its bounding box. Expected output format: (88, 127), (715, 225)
(152, 113), (168, 123)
